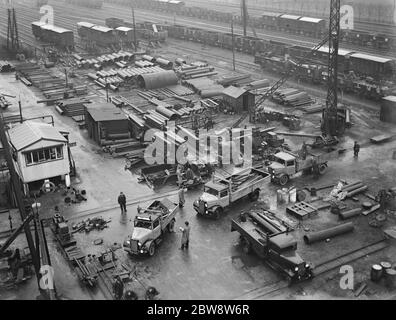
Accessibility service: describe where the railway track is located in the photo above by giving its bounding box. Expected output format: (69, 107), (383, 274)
(184, 0), (396, 34)
(234, 239), (388, 300)
(1, 1), (395, 59)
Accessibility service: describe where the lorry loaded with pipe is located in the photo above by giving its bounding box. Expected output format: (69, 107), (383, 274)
(193, 167), (271, 219)
(231, 209), (313, 283)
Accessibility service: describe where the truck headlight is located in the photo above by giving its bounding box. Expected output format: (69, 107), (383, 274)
(294, 266), (299, 272)
(305, 264), (310, 269)
(138, 242), (142, 247)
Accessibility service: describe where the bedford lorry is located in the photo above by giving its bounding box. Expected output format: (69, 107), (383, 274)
(193, 167), (271, 219)
(123, 198), (178, 256)
(268, 148), (341, 186)
(231, 209), (313, 283)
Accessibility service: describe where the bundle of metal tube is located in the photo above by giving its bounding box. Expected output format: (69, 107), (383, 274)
(303, 222), (354, 244)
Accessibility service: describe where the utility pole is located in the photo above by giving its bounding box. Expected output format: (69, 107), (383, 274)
(105, 78), (109, 102)
(132, 7), (138, 50)
(7, 8), (20, 52)
(241, 0), (248, 37)
(18, 98), (23, 123)
(322, 0), (344, 137)
(231, 17), (236, 71)
(64, 68), (68, 88)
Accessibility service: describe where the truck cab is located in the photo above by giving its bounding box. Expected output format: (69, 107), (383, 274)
(123, 198), (177, 256)
(193, 181), (231, 219)
(268, 152), (297, 185)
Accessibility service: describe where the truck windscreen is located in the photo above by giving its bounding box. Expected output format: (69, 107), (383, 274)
(204, 187), (218, 197)
(134, 220), (152, 229)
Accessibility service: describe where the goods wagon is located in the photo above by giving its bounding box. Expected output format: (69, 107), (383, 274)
(32, 22), (74, 49)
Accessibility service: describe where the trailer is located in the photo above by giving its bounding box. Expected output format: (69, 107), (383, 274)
(193, 167), (271, 219)
(231, 210), (313, 283)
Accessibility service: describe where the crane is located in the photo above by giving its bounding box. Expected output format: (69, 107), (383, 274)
(242, 0), (344, 141)
(322, 0), (345, 137)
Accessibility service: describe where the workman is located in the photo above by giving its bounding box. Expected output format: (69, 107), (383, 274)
(118, 192), (127, 214)
(185, 167), (194, 181)
(176, 164), (183, 187)
(353, 141), (360, 157)
(311, 158), (320, 178)
(301, 141), (308, 160)
(113, 276), (124, 300)
(178, 187), (185, 208)
(179, 221), (190, 250)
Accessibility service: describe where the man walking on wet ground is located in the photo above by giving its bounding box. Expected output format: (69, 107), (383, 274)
(118, 192), (127, 214)
(354, 141), (360, 157)
(180, 221), (190, 250)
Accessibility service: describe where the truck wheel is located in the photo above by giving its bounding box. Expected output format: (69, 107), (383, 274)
(319, 164), (327, 174)
(148, 242), (156, 257)
(249, 189), (260, 202)
(279, 174), (289, 186)
(213, 207), (223, 220)
(167, 219), (175, 232)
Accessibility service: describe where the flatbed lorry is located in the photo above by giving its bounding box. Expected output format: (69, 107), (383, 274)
(231, 209), (313, 283)
(268, 148), (342, 186)
(193, 167), (271, 219)
(123, 198), (178, 256)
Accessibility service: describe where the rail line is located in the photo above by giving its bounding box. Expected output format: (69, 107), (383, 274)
(234, 238), (388, 300)
(1, 1), (395, 59)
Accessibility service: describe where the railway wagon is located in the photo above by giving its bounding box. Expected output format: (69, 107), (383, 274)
(349, 53), (395, 80)
(115, 27), (136, 45)
(41, 25), (74, 49)
(77, 22), (95, 39)
(65, 0), (104, 8)
(277, 14), (301, 34)
(32, 22), (74, 49)
(260, 12), (281, 30)
(297, 17), (326, 38)
(31, 21), (47, 39)
(90, 25), (117, 46)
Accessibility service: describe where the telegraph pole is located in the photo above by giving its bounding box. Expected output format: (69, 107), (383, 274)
(132, 7), (138, 50)
(231, 17), (236, 71)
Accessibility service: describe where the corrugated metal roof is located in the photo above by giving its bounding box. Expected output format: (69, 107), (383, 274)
(8, 121), (67, 151)
(350, 53), (392, 63)
(138, 70), (178, 90)
(222, 86), (247, 99)
(280, 14), (301, 20)
(317, 46), (354, 57)
(86, 103), (127, 122)
(32, 21), (47, 27)
(116, 26), (133, 32)
(41, 24), (72, 34)
(91, 25), (113, 33)
(77, 22), (95, 28)
(299, 17), (324, 23)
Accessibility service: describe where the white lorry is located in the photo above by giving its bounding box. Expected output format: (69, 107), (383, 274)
(193, 167), (271, 219)
(123, 198), (178, 256)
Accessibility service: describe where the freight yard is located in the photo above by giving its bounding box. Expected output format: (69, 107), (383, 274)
(0, 0), (396, 302)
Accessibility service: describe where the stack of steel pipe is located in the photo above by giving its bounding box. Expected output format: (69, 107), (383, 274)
(342, 181), (368, 198)
(0, 60), (15, 72)
(179, 66), (216, 79)
(303, 222), (354, 244)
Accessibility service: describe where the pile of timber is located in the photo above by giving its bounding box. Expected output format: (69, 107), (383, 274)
(124, 149), (146, 168)
(74, 258), (98, 287)
(230, 173), (261, 192)
(0, 60), (15, 72)
(56, 97), (91, 117)
(111, 96), (144, 114)
(273, 88), (313, 107)
(64, 246), (85, 261)
(299, 103), (325, 114)
(102, 139), (145, 156)
(17, 63), (87, 99)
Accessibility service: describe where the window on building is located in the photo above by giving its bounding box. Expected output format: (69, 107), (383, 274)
(24, 145), (64, 166)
